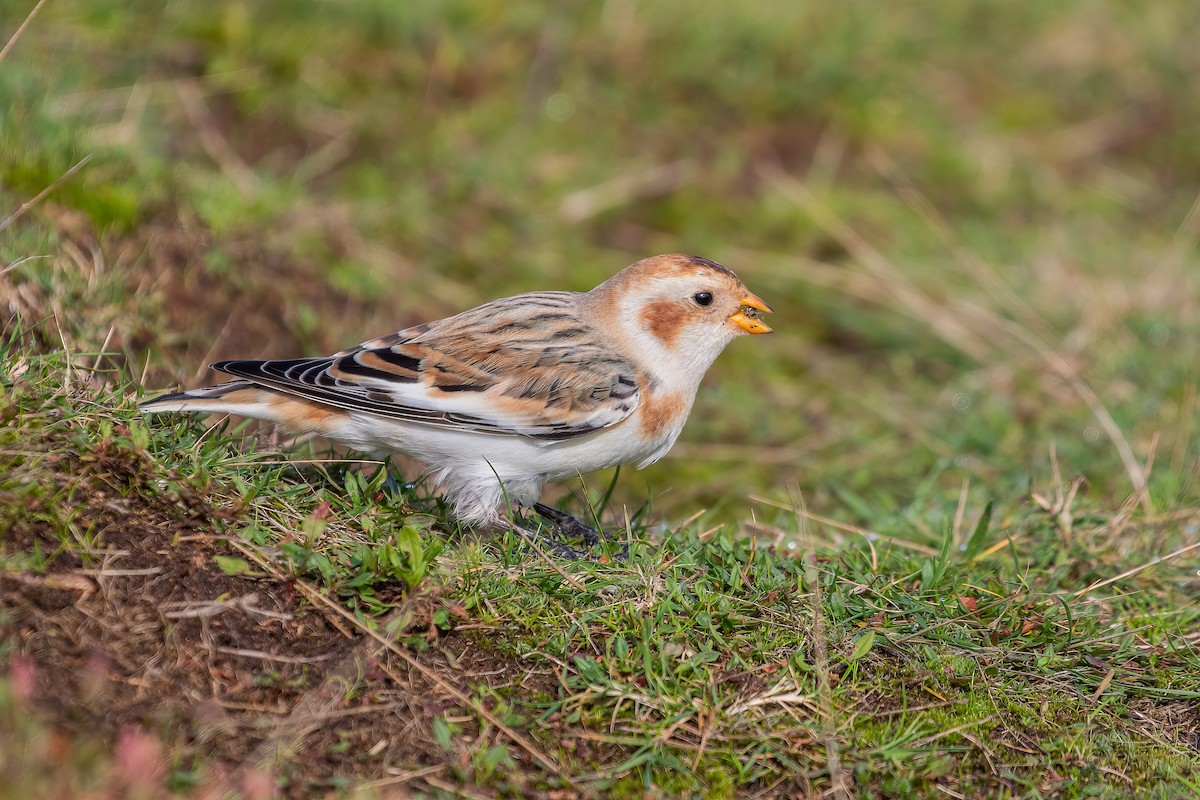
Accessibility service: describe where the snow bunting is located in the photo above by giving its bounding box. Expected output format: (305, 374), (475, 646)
(141, 254), (773, 531)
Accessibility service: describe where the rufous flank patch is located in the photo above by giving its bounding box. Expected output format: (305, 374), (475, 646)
(638, 389), (687, 439)
(267, 393), (344, 434)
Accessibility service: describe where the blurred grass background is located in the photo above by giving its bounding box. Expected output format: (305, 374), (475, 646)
(3, 0), (1199, 524)
(5, 2), (1200, 797)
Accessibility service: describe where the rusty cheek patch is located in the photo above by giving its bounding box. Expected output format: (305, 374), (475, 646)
(638, 390), (688, 439)
(640, 300), (688, 349)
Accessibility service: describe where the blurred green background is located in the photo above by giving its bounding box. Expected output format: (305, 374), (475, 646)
(3, 0), (1199, 528)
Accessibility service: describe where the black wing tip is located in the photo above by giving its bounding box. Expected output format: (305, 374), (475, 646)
(138, 389), (188, 408)
(213, 356), (333, 373)
(211, 358), (265, 374)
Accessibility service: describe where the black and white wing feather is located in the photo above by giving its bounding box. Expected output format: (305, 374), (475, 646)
(209, 291), (641, 441)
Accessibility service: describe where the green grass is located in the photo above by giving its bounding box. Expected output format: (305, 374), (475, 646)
(3, 1), (1200, 797)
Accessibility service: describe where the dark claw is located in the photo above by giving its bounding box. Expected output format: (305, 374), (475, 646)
(506, 522), (589, 560)
(530, 504), (628, 561)
(382, 473), (405, 496)
(532, 535), (589, 560)
(533, 503), (603, 546)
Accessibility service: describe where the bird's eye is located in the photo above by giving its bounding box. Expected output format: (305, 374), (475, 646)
(693, 292), (714, 307)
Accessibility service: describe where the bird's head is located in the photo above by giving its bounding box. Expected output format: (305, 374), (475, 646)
(588, 254), (773, 385)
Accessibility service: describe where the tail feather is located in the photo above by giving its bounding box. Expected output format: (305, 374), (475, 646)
(139, 380), (353, 439)
(139, 380), (270, 416)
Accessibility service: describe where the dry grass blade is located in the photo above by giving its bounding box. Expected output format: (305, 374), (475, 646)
(508, 522), (587, 591)
(357, 764), (447, 791)
(726, 682), (814, 717)
(751, 493), (937, 555)
(214, 647), (339, 665)
(808, 555), (847, 800)
(0, 155), (93, 233)
(559, 160), (693, 222)
(0, 0), (49, 65)
(1073, 539), (1200, 601)
(1007, 324), (1151, 511)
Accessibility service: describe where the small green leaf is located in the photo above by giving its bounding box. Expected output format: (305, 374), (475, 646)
(962, 500), (995, 561)
(849, 630), (876, 663)
(687, 649), (721, 667)
(574, 656), (606, 683)
(128, 419), (149, 451)
(613, 634), (629, 661)
(343, 570), (374, 588)
(300, 513), (327, 544)
(214, 555), (254, 576)
(432, 715), (453, 750)
(480, 743), (512, 774)
(344, 471), (361, 504)
(308, 552), (335, 582)
(242, 525), (269, 545)
(395, 526), (423, 561)
(920, 558), (934, 588)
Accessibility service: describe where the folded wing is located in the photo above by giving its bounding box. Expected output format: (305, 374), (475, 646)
(212, 291), (640, 441)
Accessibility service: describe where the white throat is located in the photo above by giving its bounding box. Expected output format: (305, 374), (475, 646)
(612, 293), (735, 394)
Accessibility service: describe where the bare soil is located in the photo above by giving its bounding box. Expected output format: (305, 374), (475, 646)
(0, 432), (571, 797)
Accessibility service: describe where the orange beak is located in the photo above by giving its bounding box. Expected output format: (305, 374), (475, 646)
(729, 292), (774, 334)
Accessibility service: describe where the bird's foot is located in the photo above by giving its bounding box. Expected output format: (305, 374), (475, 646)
(533, 503), (603, 546)
(532, 503), (628, 561)
(507, 521), (589, 560)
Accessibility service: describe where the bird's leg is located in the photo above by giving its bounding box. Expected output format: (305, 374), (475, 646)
(507, 520), (589, 560)
(533, 503), (604, 546)
(533, 503), (628, 560)
(381, 472), (405, 496)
